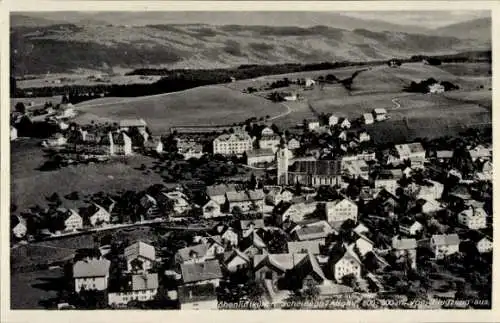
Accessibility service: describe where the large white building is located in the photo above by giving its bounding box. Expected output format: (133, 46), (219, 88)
(457, 206), (488, 230)
(388, 142), (426, 167)
(213, 132), (253, 156)
(325, 198), (358, 224)
(259, 135), (281, 153)
(73, 258), (111, 292)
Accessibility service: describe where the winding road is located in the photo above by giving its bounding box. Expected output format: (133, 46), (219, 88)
(391, 98), (401, 109)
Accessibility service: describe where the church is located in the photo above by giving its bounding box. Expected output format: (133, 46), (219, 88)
(276, 138), (342, 187)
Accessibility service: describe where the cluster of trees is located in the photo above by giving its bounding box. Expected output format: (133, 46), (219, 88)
(405, 78), (459, 93)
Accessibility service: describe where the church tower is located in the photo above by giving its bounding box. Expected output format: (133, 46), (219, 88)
(276, 135), (289, 186)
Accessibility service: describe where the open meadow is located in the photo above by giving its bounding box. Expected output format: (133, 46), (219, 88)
(11, 139), (164, 212)
(72, 85), (286, 134)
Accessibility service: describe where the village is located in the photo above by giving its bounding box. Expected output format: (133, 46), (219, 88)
(9, 85), (493, 310)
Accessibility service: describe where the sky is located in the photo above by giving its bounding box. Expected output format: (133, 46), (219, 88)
(340, 11), (490, 28)
(16, 10), (490, 29)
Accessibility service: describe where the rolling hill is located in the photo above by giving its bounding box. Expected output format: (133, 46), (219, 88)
(10, 14), (491, 75)
(434, 17), (491, 43)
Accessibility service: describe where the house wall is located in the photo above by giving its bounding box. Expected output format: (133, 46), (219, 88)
(203, 201), (222, 218)
(108, 289), (157, 306)
(326, 201), (358, 223)
(459, 215), (487, 230)
(75, 275), (108, 292)
(227, 257), (249, 272)
(255, 266), (283, 282)
(334, 257), (360, 283)
(90, 209), (110, 226)
(126, 256), (153, 273)
(213, 138), (253, 156)
(431, 243), (459, 259)
(247, 154), (275, 166)
(477, 240), (493, 253)
(259, 139), (280, 153)
(13, 224), (27, 238)
(65, 215), (83, 231)
(229, 200), (264, 213)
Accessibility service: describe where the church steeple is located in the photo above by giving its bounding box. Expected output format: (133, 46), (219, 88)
(276, 134), (289, 186)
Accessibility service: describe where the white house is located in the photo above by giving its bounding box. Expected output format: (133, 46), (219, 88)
(430, 234), (460, 259)
(328, 115), (339, 126)
(457, 206), (488, 230)
(119, 118), (147, 132)
(261, 127), (275, 136)
(202, 200), (222, 219)
(108, 273), (159, 306)
(226, 190), (265, 213)
(332, 245), (362, 283)
(339, 118), (351, 129)
(305, 78), (316, 88)
(374, 179), (399, 196)
(213, 132), (253, 156)
(475, 237), (493, 254)
(246, 148), (275, 166)
(108, 131), (133, 156)
(206, 184), (237, 206)
(342, 159), (370, 180)
(392, 142), (426, 167)
(357, 131), (371, 143)
(421, 199), (444, 214)
(372, 108), (387, 121)
(280, 201), (319, 223)
(399, 220), (424, 236)
(124, 241), (156, 273)
(89, 203), (111, 227)
(351, 234), (374, 257)
(73, 258), (111, 292)
(417, 180), (444, 201)
(428, 83), (445, 94)
(224, 249), (251, 272)
(306, 119), (320, 131)
(10, 126), (18, 141)
(265, 186), (293, 206)
(362, 113), (374, 125)
(64, 209), (83, 232)
(221, 227), (239, 247)
(325, 199), (358, 224)
(12, 216), (27, 239)
(287, 138), (301, 150)
(259, 135), (281, 153)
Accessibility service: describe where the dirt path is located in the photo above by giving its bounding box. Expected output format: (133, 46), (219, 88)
(392, 98), (401, 109)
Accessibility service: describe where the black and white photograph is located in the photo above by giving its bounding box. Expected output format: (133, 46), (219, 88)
(7, 5), (494, 313)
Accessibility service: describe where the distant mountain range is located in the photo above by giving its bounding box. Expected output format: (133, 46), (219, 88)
(10, 13), (491, 76)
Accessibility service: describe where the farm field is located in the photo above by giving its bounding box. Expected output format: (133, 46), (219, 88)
(72, 85), (287, 134)
(10, 225), (154, 309)
(11, 268), (64, 309)
(11, 139), (164, 212)
(17, 74), (161, 89)
(11, 96), (63, 110)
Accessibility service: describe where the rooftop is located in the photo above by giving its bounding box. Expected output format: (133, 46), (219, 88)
(119, 118), (147, 128)
(287, 240), (325, 254)
(226, 190), (265, 203)
(246, 148), (275, 158)
(73, 258), (111, 278)
(214, 132), (252, 142)
(206, 184), (237, 197)
(289, 159), (342, 176)
(124, 241), (156, 262)
(432, 234), (460, 246)
(180, 260), (223, 284)
(131, 273), (159, 291)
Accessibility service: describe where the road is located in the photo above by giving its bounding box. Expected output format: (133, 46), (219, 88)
(391, 98), (401, 109)
(268, 102), (292, 121)
(12, 218), (210, 249)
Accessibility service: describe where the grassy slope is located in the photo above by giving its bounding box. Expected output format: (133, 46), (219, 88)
(73, 85), (287, 134)
(11, 139), (164, 213)
(11, 22), (487, 75)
